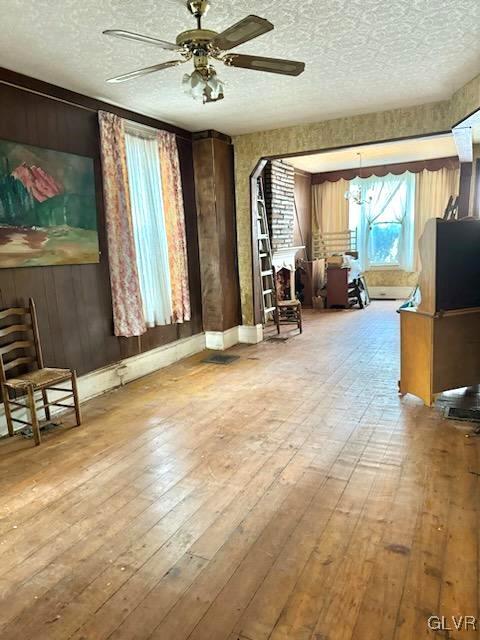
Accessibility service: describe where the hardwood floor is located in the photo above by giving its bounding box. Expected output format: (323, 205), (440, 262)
(0, 302), (478, 640)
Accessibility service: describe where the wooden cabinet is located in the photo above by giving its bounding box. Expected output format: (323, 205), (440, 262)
(400, 307), (480, 406)
(400, 217), (480, 405)
(326, 267), (349, 307)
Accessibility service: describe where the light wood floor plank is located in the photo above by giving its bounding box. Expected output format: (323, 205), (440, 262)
(0, 303), (477, 640)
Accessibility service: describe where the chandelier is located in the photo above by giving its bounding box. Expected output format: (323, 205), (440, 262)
(344, 152), (373, 206)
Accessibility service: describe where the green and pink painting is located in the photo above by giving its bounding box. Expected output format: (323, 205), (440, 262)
(0, 139), (98, 267)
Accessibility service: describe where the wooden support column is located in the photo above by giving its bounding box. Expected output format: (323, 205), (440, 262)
(192, 130), (241, 333)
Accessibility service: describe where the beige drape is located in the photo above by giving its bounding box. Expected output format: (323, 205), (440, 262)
(414, 167), (459, 270)
(312, 179), (349, 235)
(157, 132), (191, 323)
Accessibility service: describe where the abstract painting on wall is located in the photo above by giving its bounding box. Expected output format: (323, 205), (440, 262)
(0, 139), (98, 267)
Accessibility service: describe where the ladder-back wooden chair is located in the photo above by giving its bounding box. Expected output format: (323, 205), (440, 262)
(0, 298), (81, 445)
(272, 267), (303, 335)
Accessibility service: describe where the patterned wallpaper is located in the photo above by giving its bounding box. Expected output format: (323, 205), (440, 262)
(450, 73), (480, 125)
(234, 76), (480, 325)
(364, 270), (418, 288)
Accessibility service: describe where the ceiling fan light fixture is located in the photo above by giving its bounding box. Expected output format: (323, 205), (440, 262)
(182, 69), (205, 100)
(182, 67), (224, 102)
(103, 3), (305, 102)
(206, 73), (224, 100)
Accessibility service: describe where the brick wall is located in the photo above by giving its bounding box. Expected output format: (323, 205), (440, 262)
(264, 160), (295, 252)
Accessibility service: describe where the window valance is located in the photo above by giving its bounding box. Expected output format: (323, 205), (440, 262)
(312, 156), (459, 185)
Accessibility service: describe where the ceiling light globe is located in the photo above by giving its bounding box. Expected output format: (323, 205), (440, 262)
(182, 73), (192, 94)
(191, 80), (206, 101)
(207, 74), (220, 99)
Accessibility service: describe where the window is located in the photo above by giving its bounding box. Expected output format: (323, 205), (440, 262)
(125, 129), (173, 326)
(368, 217), (402, 267)
(348, 173), (415, 271)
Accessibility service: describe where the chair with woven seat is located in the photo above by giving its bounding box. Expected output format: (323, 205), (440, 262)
(0, 298), (81, 445)
(272, 267), (303, 335)
(275, 299), (303, 335)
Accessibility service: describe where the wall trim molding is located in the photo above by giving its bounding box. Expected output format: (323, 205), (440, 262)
(192, 129), (232, 144)
(0, 332), (206, 437)
(369, 286), (413, 300)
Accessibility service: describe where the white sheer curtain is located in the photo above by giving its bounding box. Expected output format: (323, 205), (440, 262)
(125, 132), (173, 326)
(350, 172), (415, 271)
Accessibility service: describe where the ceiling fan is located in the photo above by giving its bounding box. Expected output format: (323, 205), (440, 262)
(103, 0), (305, 103)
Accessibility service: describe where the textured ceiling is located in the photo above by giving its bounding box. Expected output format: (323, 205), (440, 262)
(1, 0), (480, 135)
(287, 134), (457, 173)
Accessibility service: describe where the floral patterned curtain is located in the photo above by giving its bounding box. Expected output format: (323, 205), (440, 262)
(98, 111), (146, 337)
(157, 132), (191, 323)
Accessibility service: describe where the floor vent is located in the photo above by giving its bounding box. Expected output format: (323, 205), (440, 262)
(202, 353), (240, 365)
(20, 421), (63, 439)
(266, 335), (289, 342)
(445, 407), (480, 422)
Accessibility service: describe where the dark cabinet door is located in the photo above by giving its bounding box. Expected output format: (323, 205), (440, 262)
(327, 267), (349, 308)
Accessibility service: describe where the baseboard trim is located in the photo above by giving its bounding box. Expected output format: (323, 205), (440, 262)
(0, 332), (206, 437)
(238, 324), (264, 344)
(369, 286), (413, 300)
(205, 324), (265, 349)
(205, 326), (239, 350)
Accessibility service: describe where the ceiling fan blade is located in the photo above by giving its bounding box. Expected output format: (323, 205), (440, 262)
(107, 60), (185, 83)
(210, 15), (273, 51)
(224, 54), (305, 76)
(103, 29), (180, 52)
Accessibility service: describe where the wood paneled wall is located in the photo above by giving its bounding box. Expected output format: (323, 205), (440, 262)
(0, 71), (202, 376)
